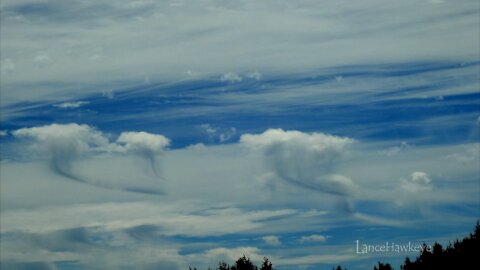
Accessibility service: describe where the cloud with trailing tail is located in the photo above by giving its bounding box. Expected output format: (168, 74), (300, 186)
(13, 123), (169, 195)
(240, 129), (356, 212)
(116, 131), (170, 177)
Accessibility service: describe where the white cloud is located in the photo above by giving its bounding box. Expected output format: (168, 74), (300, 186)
(196, 246), (263, 265)
(240, 129), (355, 196)
(12, 123), (110, 184)
(33, 52), (52, 67)
(53, 101), (89, 109)
(200, 124), (217, 138)
(221, 72), (242, 83)
(262, 235), (281, 246)
(276, 253), (361, 266)
(411, 171), (432, 185)
(382, 141), (410, 156)
(1, 0), (477, 105)
(11, 124), (170, 193)
(246, 71), (263, 80)
(102, 89), (115, 99)
(3, 117), (480, 269)
(400, 171), (432, 193)
(12, 123), (108, 156)
(200, 124), (237, 143)
(0, 130), (7, 136)
(300, 234), (327, 243)
(0, 202), (295, 237)
(117, 131), (169, 155)
(219, 128), (236, 143)
(116, 131), (170, 176)
(0, 58), (15, 73)
(444, 144), (480, 164)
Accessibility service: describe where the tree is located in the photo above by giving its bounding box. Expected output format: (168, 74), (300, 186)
(373, 262), (393, 270)
(218, 261), (230, 270)
(233, 255), (257, 270)
(190, 222), (479, 270)
(260, 257), (274, 270)
(401, 222), (480, 270)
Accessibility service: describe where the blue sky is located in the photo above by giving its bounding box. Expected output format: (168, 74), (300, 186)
(0, 1), (479, 270)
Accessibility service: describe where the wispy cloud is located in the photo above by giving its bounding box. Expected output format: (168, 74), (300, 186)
(262, 235), (281, 246)
(300, 234), (327, 243)
(53, 101), (89, 109)
(1, 0), (478, 105)
(1, 1), (478, 269)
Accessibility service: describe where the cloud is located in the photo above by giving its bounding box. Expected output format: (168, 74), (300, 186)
(221, 72), (242, 83)
(117, 131), (169, 155)
(400, 171), (432, 193)
(53, 101), (89, 109)
(102, 89), (114, 99)
(246, 71), (262, 80)
(382, 141), (410, 156)
(12, 123), (111, 187)
(0, 58), (15, 73)
(240, 129), (355, 197)
(411, 171), (432, 185)
(0, 130), (8, 136)
(0, 202), (296, 237)
(276, 253), (361, 266)
(199, 247), (263, 264)
(33, 52), (52, 67)
(1, 0), (478, 106)
(0, 261), (58, 270)
(199, 124), (217, 138)
(12, 124), (169, 194)
(200, 124), (237, 143)
(262, 235), (281, 246)
(444, 144), (480, 164)
(12, 123), (109, 163)
(3, 127), (479, 268)
(116, 131), (169, 176)
(300, 234), (327, 243)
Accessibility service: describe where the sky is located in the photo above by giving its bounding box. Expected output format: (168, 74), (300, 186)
(0, 0), (479, 269)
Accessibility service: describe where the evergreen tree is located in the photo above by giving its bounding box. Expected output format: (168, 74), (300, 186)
(260, 257), (274, 270)
(373, 262), (393, 270)
(190, 222), (479, 270)
(401, 222), (480, 270)
(233, 255), (257, 270)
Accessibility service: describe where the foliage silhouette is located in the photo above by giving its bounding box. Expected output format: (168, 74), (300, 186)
(190, 222), (479, 270)
(373, 262), (392, 270)
(190, 256), (274, 270)
(400, 222), (480, 270)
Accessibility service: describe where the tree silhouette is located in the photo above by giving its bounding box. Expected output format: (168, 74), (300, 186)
(231, 255), (257, 270)
(260, 257), (274, 270)
(401, 222), (480, 270)
(218, 261), (230, 270)
(373, 262), (393, 270)
(191, 222), (479, 270)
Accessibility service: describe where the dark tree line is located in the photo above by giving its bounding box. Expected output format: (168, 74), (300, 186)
(399, 221), (479, 270)
(192, 222), (479, 270)
(190, 256), (274, 270)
